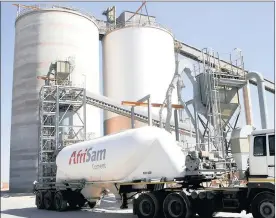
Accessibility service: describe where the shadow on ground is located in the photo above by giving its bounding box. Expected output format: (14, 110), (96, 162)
(1, 207), (135, 218)
(1, 192), (34, 198)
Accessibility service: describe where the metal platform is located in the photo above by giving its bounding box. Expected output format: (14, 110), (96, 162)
(176, 41), (274, 94)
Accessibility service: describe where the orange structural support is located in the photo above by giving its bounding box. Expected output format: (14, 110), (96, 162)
(12, 4), (41, 10)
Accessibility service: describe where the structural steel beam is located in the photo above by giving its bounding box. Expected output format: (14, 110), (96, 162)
(84, 91), (195, 136)
(122, 101), (184, 109)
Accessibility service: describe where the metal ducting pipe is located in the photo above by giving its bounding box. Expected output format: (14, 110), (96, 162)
(242, 81), (253, 126)
(159, 52), (180, 131)
(245, 71), (268, 129)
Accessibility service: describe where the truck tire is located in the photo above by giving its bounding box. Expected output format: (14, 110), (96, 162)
(163, 192), (192, 218)
(35, 191), (45, 209)
(43, 190), (54, 210)
(251, 192), (275, 218)
(54, 191), (68, 212)
(135, 192), (160, 218)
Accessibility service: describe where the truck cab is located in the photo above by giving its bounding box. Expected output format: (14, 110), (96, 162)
(249, 129), (275, 179)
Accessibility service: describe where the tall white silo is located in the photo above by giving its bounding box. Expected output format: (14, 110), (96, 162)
(10, 6), (101, 192)
(102, 23), (177, 135)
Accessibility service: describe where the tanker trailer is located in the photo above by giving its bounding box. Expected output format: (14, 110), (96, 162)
(35, 126), (191, 211)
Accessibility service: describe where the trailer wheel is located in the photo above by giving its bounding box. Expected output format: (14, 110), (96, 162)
(252, 192), (275, 218)
(43, 191), (54, 210)
(163, 192), (192, 218)
(54, 191), (68, 212)
(135, 193), (160, 218)
(35, 191), (45, 209)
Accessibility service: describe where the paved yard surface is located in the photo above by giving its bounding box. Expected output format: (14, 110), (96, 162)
(1, 193), (253, 218)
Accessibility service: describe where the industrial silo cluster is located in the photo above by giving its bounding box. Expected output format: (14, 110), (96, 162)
(10, 6), (179, 191)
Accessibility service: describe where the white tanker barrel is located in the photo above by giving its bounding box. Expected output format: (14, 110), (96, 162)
(56, 126), (186, 184)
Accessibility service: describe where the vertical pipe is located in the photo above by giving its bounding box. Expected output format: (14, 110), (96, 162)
(193, 88), (200, 145)
(174, 109), (180, 141)
(257, 79), (268, 129)
(242, 81), (253, 126)
(38, 88), (43, 182)
(114, 6), (116, 25)
(131, 106), (135, 128)
(246, 72), (268, 129)
(55, 86), (60, 150)
(83, 89), (87, 140)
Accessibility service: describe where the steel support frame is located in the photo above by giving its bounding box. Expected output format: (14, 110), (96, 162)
(38, 85), (86, 184)
(130, 94), (152, 128)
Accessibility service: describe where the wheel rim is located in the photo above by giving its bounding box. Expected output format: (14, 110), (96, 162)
(168, 200), (183, 217)
(260, 201), (275, 218)
(139, 199), (153, 216)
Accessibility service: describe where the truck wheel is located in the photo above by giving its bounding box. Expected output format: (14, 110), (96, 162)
(35, 191), (45, 209)
(252, 192), (275, 218)
(163, 192), (192, 218)
(135, 193), (160, 218)
(43, 191), (54, 210)
(54, 191), (68, 212)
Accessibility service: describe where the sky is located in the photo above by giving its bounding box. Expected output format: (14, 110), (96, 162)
(1, 1), (275, 183)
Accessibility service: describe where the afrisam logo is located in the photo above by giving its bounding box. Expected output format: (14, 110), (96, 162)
(69, 147), (106, 165)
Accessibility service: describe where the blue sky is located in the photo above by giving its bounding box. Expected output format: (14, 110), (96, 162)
(1, 2), (275, 183)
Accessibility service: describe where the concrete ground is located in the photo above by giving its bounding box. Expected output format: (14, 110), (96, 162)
(1, 193), (253, 218)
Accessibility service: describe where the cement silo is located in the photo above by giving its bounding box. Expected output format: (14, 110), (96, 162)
(10, 6), (101, 192)
(102, 23), (177, 135)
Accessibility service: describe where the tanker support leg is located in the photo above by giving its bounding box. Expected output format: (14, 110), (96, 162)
(120, 193), (128, 209)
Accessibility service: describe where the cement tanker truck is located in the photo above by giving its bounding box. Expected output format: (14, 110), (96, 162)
(34, 126), (275, 218)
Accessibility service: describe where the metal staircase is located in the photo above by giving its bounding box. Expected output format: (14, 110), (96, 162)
(200, 48), (224, 155)
(194, 48), (247, 156)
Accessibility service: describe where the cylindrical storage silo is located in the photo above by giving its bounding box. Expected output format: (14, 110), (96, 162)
(103, 24), (177, 135)
(10, 6), (101, 192)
